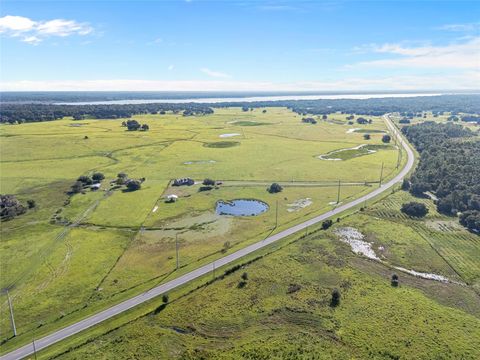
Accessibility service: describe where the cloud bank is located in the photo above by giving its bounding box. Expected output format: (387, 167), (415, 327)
(0, 15), (92, 44)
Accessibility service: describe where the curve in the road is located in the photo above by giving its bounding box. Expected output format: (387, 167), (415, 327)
(1, 114), (415, 360)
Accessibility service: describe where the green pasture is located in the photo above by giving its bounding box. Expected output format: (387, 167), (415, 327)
(0, 107), (403, 346)
(47, 201), (480, 359)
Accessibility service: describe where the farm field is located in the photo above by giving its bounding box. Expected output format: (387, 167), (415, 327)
(43, 187), (480, 360)
(0, 107), (404, 345)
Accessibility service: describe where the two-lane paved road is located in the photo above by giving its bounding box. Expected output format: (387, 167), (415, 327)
(1, 114), (415, 360)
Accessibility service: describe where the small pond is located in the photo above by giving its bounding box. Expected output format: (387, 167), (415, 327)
(216, 199), (269, 216)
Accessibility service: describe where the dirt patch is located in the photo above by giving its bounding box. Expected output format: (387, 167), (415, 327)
(287, 198), (312, 212)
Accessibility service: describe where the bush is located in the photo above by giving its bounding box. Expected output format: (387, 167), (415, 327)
(92, 172), (105, 182)
(198, 186), (213, 192)
(126, 119), (141, 131)
(330, 288), (341, 307)
(77, 175), (92, 185)
(401, 179), (410, 191)
(268, 183), (283, 194)
(391, 273), (399, 287)
(162, 294), (169, 303)
(382, 134), (391, 143)
(237, 280), (247, 288)
(126, 180), (141, 191)
(203, 178), (215, 186)
(459, 210), (480, 232)
(70, 181), (84, 194)
(27, 199), (36, 209)
(401, 202), (429, 217)
(0, 195), (27, 221)
(321, 219), (333, 230)
(363, 134), (371, 140)
(241, 272), (248, 281)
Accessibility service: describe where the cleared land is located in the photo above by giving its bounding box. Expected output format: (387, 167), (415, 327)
(0, 108), (403, 348)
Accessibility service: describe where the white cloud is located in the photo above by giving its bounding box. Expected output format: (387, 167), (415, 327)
(0, 15), (36, 32)
(2, 71), (479, 92)
(351, 37), (480, 70)
(22, 35), (41, 45)
(0, 15), (92, 44)
(437, 22), (480, 32)
(200, 68), (231, 78)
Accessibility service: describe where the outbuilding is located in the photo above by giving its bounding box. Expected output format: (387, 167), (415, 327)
(166, 194), (178, 203)
(173, 178), (194, 186)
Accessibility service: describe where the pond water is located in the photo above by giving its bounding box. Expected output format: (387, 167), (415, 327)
(219, 133), (241, 138)
(216, 199), (269, 216)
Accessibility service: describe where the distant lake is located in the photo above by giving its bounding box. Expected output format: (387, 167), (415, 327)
(54, 92), (443, 105)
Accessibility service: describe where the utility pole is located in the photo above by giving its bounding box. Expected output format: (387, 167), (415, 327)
(396, 148), (402, 169)
(33, 337), (38, 360)
(6, 290), (17, 337)
(175, 234), (179, 270)
(336, 180), (341, 204)
(275, 200), (279, 229)
(212, 262), (215, 279)
(379, 162), (384, 187)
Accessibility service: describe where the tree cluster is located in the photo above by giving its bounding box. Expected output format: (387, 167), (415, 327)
(1, 194), (30, 221)
(401, 202), (429, 217)
(402, 122), (479, 231)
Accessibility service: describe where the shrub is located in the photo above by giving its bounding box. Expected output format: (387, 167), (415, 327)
(92, 172), (105, 182)
(126, 180), (141, 191)
(241, 272), (248, 281)
(382, 134), (391, 143)
(363, 134), (371, 140)
(70, 181), (84, 194)
(321, 219), (333, 230)
(401, 179), (410, 191)
(268, 183), (283, 194)
(401, 202), (429, 217)
(27, 199), (36, 209)
(126, 119), (141, 131)
(198, 186), (213, 192)
(459, 210), (480, 232)
(391, 273), (399, 287)
(237, 280), (247, 288)
(0, 195), (27, 221)
(77, 175), (93, 185)
(162, 294), (169, 303)
(203, 178), (215, 186)
(330, 288), (341, 307)
(287, 284), (301, 294)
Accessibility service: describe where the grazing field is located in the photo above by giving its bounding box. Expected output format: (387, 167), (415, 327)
(0, 107), (404, 348)
(44, 188), (480, 360)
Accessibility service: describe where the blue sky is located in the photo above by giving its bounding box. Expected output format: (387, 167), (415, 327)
(1, 0), (479, 91)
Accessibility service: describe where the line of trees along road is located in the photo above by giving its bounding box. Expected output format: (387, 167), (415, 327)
(402, 122), (480, 232)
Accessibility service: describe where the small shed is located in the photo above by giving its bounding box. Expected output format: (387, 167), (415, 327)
(166, 194), (178, 203)
(173, 178), (194, 186)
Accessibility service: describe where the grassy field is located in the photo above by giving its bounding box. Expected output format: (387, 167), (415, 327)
(0, 107), (404, 345)
(38, 188), (480, 360)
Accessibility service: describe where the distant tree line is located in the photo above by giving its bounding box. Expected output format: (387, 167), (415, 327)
(402, 122), (480, 232)
(2, 95), (479, 124)
(0, 103), (214, 124)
